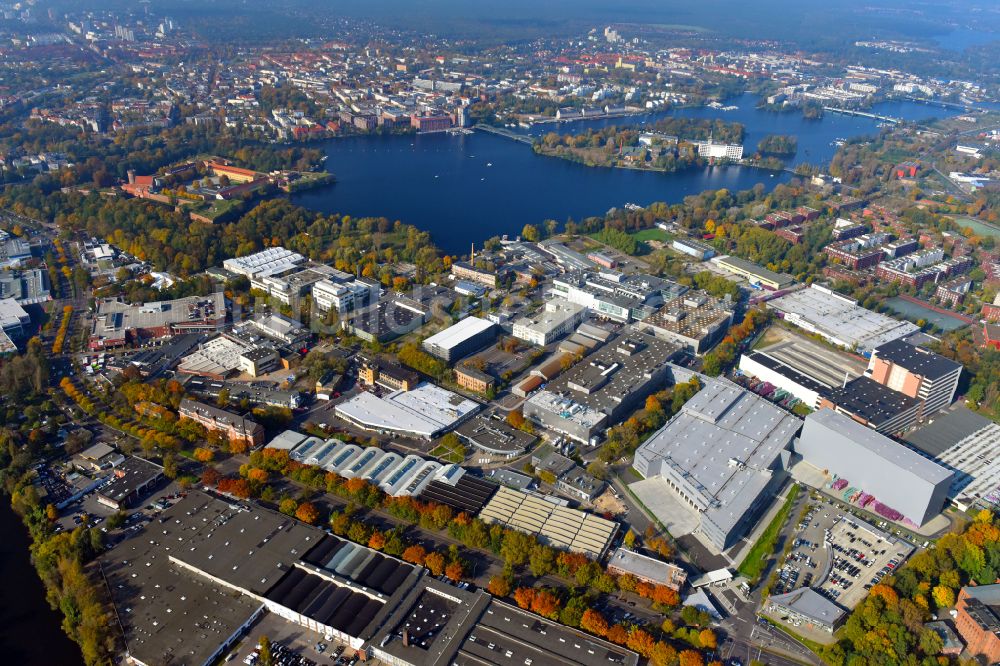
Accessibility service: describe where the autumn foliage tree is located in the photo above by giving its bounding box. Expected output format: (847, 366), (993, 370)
(424, 552), (446, 576)
(294, 501), (320, 524)
(402, 545), (427, 565)
(488, 576), (512, 597)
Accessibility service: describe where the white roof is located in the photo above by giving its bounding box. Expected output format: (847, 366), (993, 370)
(422, 316), (494, 351)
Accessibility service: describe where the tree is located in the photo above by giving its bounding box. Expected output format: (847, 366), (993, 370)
(580, 609), (609, 637)
(529, 544), (556, 577)
(425, 552), (446, 576)
(931, 585), (955, 609)
(649, 642), (678, 666)
(445, 561), (464, 582)
(488, 576), (512, 597)
(530, 588), (561, 619)
(698, 628), (717, 650)
(679, 650), (704, 666)
(626, 628), (656, 657)
(279, 498), (298, 515)
(368, 531), (386, 551)
(402, 545), (427, 565)
(513, 587), (536, 609)
(295, 501), (320, 524)
(46, 503), (58, 521)
(500, 530), (534, 567)
(522, 224), (540, 242)
(193, 447), (214, 462)
(259, 636), (273, 666)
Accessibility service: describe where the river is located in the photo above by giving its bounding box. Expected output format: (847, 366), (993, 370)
(291, 94), (956, 254)
(0, 501), (84, 665)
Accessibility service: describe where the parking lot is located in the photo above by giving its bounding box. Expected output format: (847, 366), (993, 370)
(229, 612), (363, 666)
(774, 500), (914, 610)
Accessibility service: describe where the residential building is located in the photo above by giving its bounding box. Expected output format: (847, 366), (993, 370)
(178, 398), (265, 448)
(955, 585), (1000, 664)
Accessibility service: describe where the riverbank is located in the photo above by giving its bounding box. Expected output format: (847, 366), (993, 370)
(0, 500), (84, 665)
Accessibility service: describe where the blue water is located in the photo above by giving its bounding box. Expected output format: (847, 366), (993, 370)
(292, 94), (955, 253)
(934, 29), (999, 52)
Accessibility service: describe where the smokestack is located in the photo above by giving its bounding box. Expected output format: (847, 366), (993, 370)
(402, 630), (410, 647)
(127, 169), (135, 185)
(471, 242), (475, 264)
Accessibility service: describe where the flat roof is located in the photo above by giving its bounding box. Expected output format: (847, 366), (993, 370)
(634, 380), (801, 535)
(768, 285), (919, 352)
(98, 456), (162, 503)
(872, 339), (962, 380)
(454, 413), (536, 454)
(422, 317), (495, 352)
(824, 376), (919, 426)
(478, 486), (617, 558)
(717, 255), (795, 287)
(419, 474), (498, 514)
(757, 338), (866, 388)
(905, 405), (993, 458)
(769, 587), (845, 626)
(607, 547), (686, 588)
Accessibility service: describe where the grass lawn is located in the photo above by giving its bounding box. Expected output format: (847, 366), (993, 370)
(737, 483), (801, 581)
(630, 228), (672, 243)
(429, 444), (464, 464)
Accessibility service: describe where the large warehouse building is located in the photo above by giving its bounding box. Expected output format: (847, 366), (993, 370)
(478, 486), (619, 558)
(104, 491), (637, 666)
(422, 317), (497, 362)
(797, 409), (953, 526)
(906, 406), (1000, 511)
(632, 380), (801, 552)
(522, 329), (681, 444)
(334, 383), (480, 439)
(767, 285), (919, 353)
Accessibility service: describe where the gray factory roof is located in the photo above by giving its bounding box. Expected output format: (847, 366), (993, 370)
(635, 380), (801, 532)
(804, 409), (953, 484)
(742, 350), (832, 393)
(454, 413), (536, 454)
(767, 285), (919, 351)
(543, 329), (680, 416)
(905, 405), (993, 458)
(769, 587), (846, 627)
(872, 339), (962, 380)
(103, 518), (262, 666)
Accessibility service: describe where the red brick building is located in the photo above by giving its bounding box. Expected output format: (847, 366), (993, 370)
(955, 585), (1000, 664)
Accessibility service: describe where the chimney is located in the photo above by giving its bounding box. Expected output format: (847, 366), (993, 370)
(402, 629), (410, 647)
(470, 242), (475, 265)
(127, 169), (135, 184)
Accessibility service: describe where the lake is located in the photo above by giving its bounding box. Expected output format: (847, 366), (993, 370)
(885, 297), (971, 332)
(934, 29), (999, 52)
(292, 94), (955, 254)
